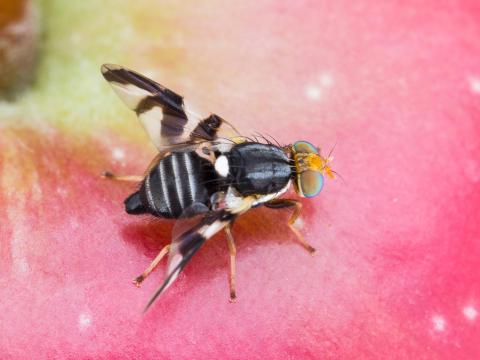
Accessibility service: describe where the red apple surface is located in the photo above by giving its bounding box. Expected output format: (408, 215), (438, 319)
(1, 1), (479, 359)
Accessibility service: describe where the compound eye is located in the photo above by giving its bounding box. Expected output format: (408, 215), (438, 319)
(298, 170), (324, 198)
(293, 140), (318, 154)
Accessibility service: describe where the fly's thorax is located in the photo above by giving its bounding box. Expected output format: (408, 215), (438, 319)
(225, 142), (292, 197)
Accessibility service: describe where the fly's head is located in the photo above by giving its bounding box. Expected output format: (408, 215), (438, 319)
(290, 140), (335, 198)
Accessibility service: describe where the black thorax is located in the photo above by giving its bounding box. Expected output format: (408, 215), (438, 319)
(226, 142), (291, 196)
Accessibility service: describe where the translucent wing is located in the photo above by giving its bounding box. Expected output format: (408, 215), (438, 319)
(101, 64), (240, 150)
(144, 204), (233, 310)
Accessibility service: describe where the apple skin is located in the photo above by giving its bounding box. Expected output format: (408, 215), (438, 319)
(1, 1), (480, 359)
(0, 0), (38, 97)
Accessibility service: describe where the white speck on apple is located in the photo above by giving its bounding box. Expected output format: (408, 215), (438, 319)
(469, 76), (480, 94)
(432, 315), (446, 332)
(462, 306), (478, 321)
(112, 147), (125, 160)
(78, 313), (92, 330)
(319, 72), (334, 87)
(305, 72), (334, 101)
(305, 84), (322, 100)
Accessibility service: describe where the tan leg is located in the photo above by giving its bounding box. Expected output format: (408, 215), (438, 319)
(133, 244), (170, 287)
(287, 202), (316, 254)
(265, 199), (316, 254)
(102, 171), (143, 182)
(224, 225), (237, 302)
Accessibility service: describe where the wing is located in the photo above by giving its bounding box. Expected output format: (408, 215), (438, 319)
(144, 207), (235, 311)
(101, 64), (240, 150)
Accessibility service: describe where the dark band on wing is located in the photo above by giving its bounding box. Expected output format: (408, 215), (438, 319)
(102, 65), (189, 138)
(102, 66), (183, 106)
(135, 95), (184, 115)
(136, 95), (188, 138)
(177, 210), (234, 255)
(144, 210), (235, 311)
(191, 114), (224, 141)
(162, 109), (188, 138)
(144, 231), (206, 311)
(102, 64), (240, 149)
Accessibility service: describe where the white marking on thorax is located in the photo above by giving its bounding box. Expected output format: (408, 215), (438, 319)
(224, 181), (291, 214)
(215, 155), (229, 177)
(251, 181), (291, 207)
(225, 187), (252, 214)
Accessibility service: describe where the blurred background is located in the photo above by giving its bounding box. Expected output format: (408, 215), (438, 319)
(1, 1), (480, 359)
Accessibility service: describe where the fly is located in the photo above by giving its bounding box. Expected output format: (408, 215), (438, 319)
(101, 64), (335, 311)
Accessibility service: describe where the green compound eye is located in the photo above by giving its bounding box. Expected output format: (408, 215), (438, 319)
(298, 170), (324, 198)
(293, 140), (318, 154)
(293, 141), (324, 198)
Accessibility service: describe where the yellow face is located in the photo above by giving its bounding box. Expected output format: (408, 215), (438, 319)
(295, 152), (335, 178)
(291, 141), (334, 198)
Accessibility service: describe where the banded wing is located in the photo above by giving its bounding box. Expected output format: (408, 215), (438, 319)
(101, 64), (240, 150)
(144, 205), (235, 311)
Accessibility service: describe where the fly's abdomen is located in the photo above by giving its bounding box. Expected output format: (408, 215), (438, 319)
(128, 152), (216, 218)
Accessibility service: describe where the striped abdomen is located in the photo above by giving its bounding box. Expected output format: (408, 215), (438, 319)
(125, 152), (217, 218)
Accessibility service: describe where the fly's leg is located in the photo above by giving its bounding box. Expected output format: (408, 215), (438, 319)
(103, 153), (162, 182)
(133, 244), (170, 287)
(287, 202), (316, 254)
(102, 171), (143, 182)
(224, 224), (237, 302)
(265, 199), (316, 254)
